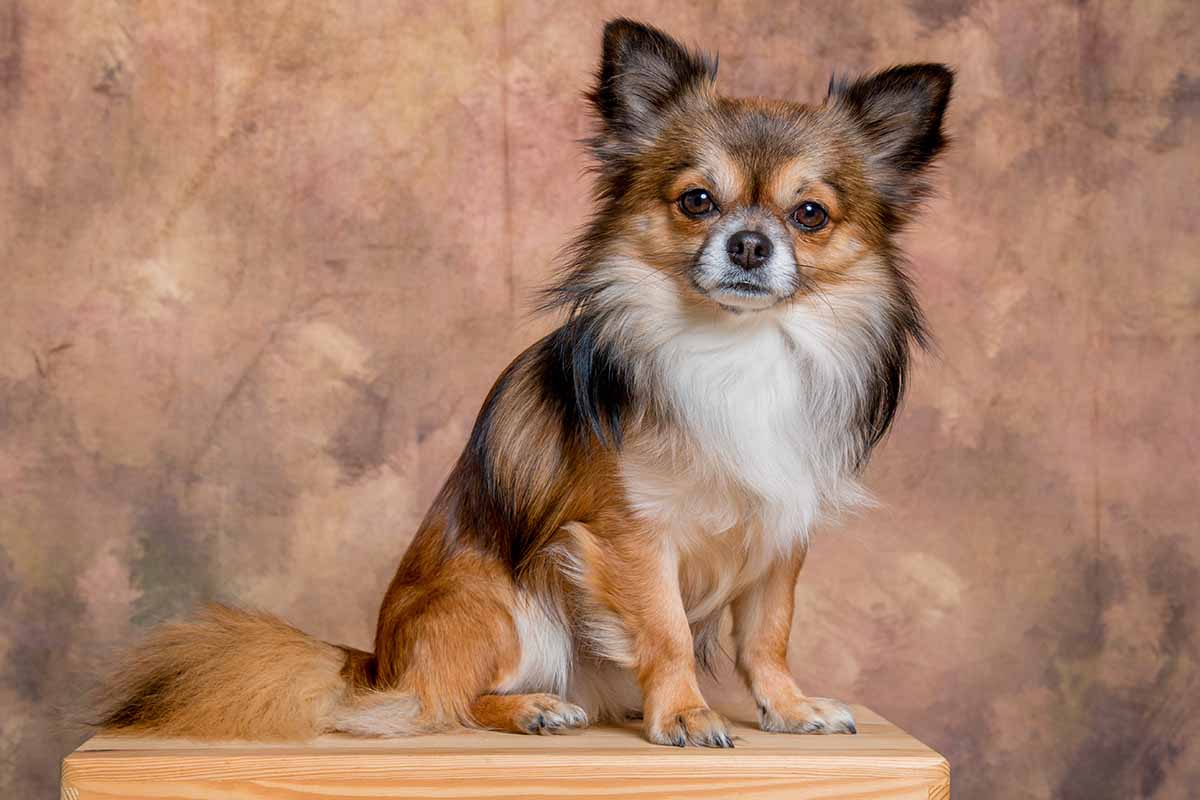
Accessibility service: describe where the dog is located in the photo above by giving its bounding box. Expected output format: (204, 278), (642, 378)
(97, 19), (952, 748)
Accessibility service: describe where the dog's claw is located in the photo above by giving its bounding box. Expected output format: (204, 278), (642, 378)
(647, 707), (733, 748)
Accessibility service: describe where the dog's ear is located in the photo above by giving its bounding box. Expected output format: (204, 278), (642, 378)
(590, 19), (716, 152)
(829, 64), (953, 211)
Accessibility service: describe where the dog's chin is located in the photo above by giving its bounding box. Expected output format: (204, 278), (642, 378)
(705, 282), (783, 312)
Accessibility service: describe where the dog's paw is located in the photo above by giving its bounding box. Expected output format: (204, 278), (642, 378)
(758, 696), (857, 735)
(646, 706), (734, 748)
(516, 696), (589, 734)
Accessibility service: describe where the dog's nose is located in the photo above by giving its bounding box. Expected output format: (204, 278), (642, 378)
(726, 230), (772, 270)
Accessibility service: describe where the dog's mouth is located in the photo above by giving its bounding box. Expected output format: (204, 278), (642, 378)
(706, 278), (782, 312)
(717, 280), (771, 295)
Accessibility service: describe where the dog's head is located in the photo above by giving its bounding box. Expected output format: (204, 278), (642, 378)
(561, 19), (952, 316)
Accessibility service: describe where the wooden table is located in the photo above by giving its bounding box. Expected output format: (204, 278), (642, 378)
(62, 706), (948, 799)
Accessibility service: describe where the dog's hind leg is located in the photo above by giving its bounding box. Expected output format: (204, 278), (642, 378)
(366, 551), (527, 733)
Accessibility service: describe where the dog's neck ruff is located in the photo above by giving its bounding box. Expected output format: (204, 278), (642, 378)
(578, 256), (907, 554)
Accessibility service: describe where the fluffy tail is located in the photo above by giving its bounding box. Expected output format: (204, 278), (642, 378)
(95, 604), (424, 740)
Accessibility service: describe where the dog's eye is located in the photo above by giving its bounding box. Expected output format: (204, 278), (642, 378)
(678, 189), (717, 217)
(791, 201), (829, 231)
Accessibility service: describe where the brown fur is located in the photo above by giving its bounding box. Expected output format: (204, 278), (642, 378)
(373, 549), (521, 726)
(95, 604), (349, 740)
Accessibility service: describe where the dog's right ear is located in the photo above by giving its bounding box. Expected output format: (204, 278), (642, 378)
(589, 19), (716, 154)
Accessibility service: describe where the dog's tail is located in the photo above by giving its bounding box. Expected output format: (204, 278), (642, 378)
(94, 603), (427, 740)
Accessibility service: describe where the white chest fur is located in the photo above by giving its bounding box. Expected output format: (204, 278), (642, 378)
(620, 306), (872, 618)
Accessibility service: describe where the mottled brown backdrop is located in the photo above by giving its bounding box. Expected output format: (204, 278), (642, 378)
(2, 1), (1197, 797)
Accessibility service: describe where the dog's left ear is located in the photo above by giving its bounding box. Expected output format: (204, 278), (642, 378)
(590, 19), (716, 154)
(829, 64), (953, 210)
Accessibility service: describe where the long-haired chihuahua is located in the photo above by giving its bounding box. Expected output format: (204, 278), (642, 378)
(97, 19), (952, 748)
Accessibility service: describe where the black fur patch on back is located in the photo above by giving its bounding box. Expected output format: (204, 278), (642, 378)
(447, 359), (533, 570)
(444, 314), (634, 572)
(538, 312), (633, 449)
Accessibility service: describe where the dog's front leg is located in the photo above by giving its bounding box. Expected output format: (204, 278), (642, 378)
(731, 548), (857, 735)
(564, 520), (733, 747)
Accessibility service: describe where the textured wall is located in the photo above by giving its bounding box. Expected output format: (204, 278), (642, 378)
(2, 1), (1197, 797)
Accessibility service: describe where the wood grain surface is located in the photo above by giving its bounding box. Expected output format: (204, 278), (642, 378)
(62, 706), (949, 799)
